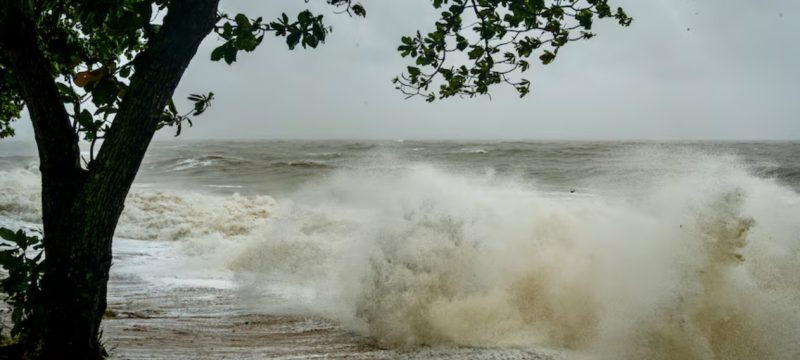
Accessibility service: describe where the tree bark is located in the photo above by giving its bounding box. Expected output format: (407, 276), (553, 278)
(1, 2), (89, 353)
(1, 0), (220, 358)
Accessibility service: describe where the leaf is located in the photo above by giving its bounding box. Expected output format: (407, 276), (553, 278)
(237, 33), (258, 51)
(468, 46), (484, 60)
(539, 50), (556, 65)
(174, 120), (183, 137)
(56, 82), (76, 103)
(0, 226), (44, 337)
(298, 10), (312, 24)
(0, 227), (15, 241)
(305, 35), (319, 48)
(117, 83), (128, 98)
(456, 35), (468, 51)
(234, 13), (251, 28)
(73, 71), (93, 87)
(223, 44), (237, 64)
(78, 109), (94, 129)
(312, 21), (325, 40)
(286, 31), (302, 50)
(90, 77), (118, 107)
(210, 45), (226, 61)
(576, 9), (594, 29)
(167, 98), (177, 115)
(352, 4), (366, 17)
(119, 66), (131, 78)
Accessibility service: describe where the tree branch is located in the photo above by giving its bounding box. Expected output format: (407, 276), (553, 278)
(78, 0), (220, 237)
(0, 2), (82, 175)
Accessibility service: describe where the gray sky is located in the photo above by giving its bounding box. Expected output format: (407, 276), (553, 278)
(11, 0), (800, 140)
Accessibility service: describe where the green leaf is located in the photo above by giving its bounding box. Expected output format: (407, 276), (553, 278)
(90, 77), (118, 107)
(298, 10), (312, 25)
(305, 35), (319, 48)
(78, 109), (94, 129)
(468, 46), (484, 60)
(286, 31), (302, 50)
(539, 50), (556, 65)
(119, 66), (131, 78)
(456, 35), (468, 51)
(234, 14), (251, 28)
(55, 82), (77, 103)
(211, 45), (226, 61)
(0, 228), (15, 241)
(576, 9), (594, 29)
(312, 22), (325, 40)
(223, 44), (238, 64)
(0, 227), (44, 337)
(167, 98), (177, 115)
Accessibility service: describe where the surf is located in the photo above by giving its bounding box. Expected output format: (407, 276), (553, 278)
(1, 145), (798, 359)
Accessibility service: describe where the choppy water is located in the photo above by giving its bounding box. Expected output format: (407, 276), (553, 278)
(1, 140), (799, 359)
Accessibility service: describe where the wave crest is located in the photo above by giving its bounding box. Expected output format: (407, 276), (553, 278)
(119, 191), (276, 241)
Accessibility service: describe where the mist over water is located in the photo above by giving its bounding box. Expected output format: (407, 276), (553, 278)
(1, 141), (799, 359)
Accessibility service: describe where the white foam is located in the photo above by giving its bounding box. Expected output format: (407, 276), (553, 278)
(172, 158), (214, 171)
(225, 154), (800, 359)
(460, 147), (489, 154)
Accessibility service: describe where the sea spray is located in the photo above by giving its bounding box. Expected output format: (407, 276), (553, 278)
(228, 158), (800, 359)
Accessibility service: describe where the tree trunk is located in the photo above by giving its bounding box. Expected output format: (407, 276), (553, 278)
(2, 0), (220, 357)
(39, 196), (113, 359)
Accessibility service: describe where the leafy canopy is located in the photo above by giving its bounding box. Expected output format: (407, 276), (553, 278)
(0, 228), (44, 341)
(393, 0), (632, 101)
(0, 0), (630, 161)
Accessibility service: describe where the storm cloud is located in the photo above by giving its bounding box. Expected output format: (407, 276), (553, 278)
(12, 0), (800, 140)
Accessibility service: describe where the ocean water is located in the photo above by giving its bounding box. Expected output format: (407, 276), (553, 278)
(1, 140), (799, 359)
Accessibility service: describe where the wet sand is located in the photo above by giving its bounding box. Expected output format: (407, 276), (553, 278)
(103, 283), (557, 359)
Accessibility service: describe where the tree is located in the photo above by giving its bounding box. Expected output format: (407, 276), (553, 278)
(0, 0), (630, 358)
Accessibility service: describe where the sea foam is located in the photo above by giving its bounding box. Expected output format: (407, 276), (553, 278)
(228, 152), (800, 359)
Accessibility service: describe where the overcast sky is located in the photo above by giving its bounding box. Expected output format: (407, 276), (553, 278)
(11, 0), (800, 140)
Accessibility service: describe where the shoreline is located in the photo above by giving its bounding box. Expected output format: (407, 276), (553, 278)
(103, 239), (557, 360)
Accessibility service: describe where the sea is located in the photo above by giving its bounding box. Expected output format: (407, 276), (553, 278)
(1, 140), (799, 359)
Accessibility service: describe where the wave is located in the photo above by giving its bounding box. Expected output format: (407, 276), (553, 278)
(0, 168), (41, 224)
(204, 184), (244, 189)
(2, 149), (799, 359)
(173, 158), (214, 171)
(270, 160), (332, 169)
(0, 168), (276, 243)
(304, 152), (343, 158)
(460, 147), (489, 154)
(153, 154), (248, 172)
(226, 153), (800, 359)
(343, 143), (378, 151)
(118, 191), (276, 242)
